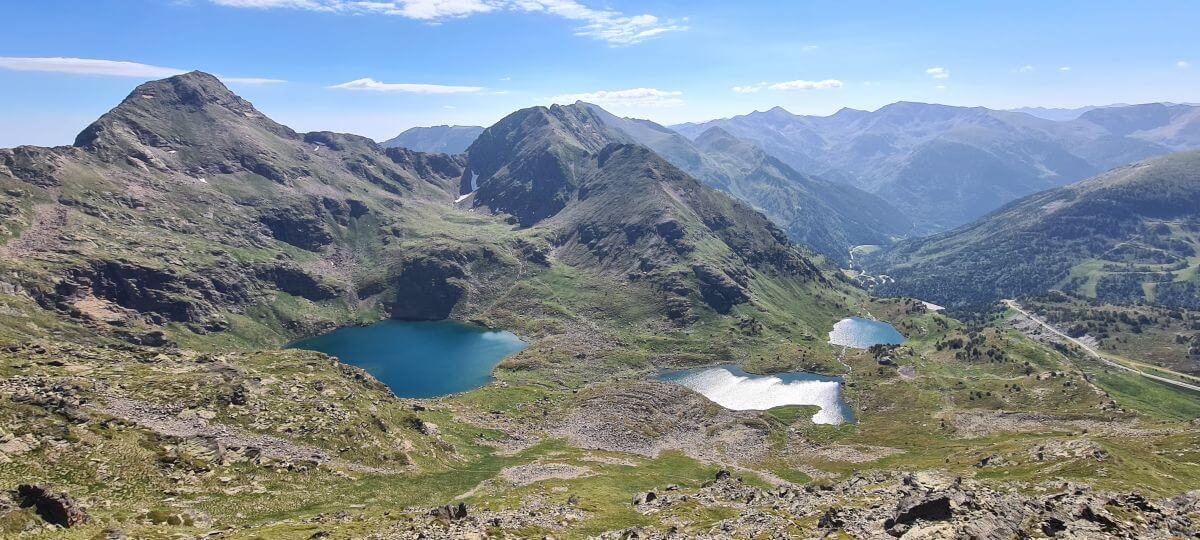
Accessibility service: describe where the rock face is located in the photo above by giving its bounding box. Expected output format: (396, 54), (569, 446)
(886, 493), (953, 535)
(15, 485), (88, 528)
(50, 259), (249, 324)
(691, 264), (749, 314)
(381, 256), (468, 321)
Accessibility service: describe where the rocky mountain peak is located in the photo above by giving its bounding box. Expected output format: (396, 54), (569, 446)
(73, 71), (296, 160)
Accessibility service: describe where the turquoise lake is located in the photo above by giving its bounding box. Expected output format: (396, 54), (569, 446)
(828, 317), (905, 349)
(659, 365), (855, 425)
(288, 320), (527, 398)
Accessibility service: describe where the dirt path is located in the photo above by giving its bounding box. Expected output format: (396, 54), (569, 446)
(1005, 299), (1200, 393)
(835, 345), (852, 375)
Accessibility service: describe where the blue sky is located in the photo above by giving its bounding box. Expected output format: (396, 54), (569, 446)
(1, 0), (1197, 147)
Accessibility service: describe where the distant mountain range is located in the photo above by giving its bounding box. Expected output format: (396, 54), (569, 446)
(380, 125), (484, 154)
(1005, 106), (1102, 121)
(868, 150), (1200, 311)
(572, 103), (912, 261)
(394, 103), (913, 262)
(674, 102), (1200, 233)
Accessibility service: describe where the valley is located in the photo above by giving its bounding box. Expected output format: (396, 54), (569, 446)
(0, 72), (1197, 539)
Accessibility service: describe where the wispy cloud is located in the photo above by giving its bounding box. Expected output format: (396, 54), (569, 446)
(551, 87), (683, 107)
(925, 67), (949, 79)
(0, 56), (285, 85)
(769, 79), (843, 91)
(329, 77), (483, 93)
(1017, 65), (1034, 73)
(732, 84), (764, 94)
(1178, 60), (1190, 69)
(1058, 66), (1072, 72)
(732, 79), (843, 93)
(207, 0), (685, 45)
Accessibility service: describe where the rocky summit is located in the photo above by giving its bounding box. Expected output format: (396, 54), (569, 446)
(1, 71), (1198, 540)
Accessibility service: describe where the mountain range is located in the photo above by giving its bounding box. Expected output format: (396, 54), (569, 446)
(674, 102), (1200, 233)
(0, 71), (850, 350)
(868, 150), (1200, 311)
(3, 71), (1200, 538)
(397, 102), (912, 261)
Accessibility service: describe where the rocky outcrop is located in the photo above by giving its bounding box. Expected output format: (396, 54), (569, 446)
(692, 264), (750, 314)
(598, 471), (1199, 539)
(255, 264), (342, 301)
(258, 207), (333, 251)
(886, 493), (953, 536)
(429, 502), (468, 522)
(51, 260), (249, 324)
(14, 485), (88, 528)
(381, 256), (467, 320)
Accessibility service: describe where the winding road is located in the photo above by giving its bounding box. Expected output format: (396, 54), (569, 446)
(1004, 299), (1200, 393)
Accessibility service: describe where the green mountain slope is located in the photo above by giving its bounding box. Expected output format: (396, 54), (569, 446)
(869, 150), (1200, 311)
(463, 103), (831, 320)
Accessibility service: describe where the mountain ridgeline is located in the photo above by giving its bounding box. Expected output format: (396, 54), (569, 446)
(380, 124), (484, 154)
(0, 71), (847, 349)
(868, 150), (1200, 311)
(674, 102), (1200, 233)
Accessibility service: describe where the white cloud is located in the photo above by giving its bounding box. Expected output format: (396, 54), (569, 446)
(329, 77), (483, 93)
(925, 67), (949, 79)
(1059, 66), (1072, 72)
(0, 56), (284, 85)
(1018, 65), (1034, 73)
(551, 87), (683, 107)
(935, 85), (946, 90)
(0, 57), (184, 78)
(731, 79), (842, 93)
(207, 0), (685, 45)
(1178, 60), (1190, 69)
(768, 79), (843, 91)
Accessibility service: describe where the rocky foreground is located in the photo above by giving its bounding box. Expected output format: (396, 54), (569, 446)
(365, 470), (1199, 539)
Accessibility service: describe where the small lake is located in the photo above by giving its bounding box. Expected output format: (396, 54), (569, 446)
(659, 365), (854, 425)
(828, 317), (905, 349)
(288, 320), (527, 398)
